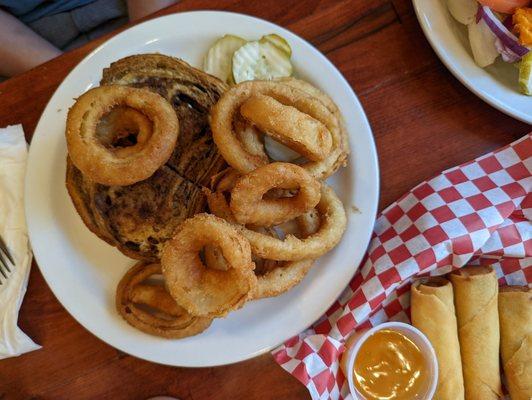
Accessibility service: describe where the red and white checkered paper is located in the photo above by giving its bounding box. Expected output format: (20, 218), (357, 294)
(273, 134), (532, 400)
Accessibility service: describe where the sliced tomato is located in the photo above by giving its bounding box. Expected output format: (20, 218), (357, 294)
(478, 0), (531, 14)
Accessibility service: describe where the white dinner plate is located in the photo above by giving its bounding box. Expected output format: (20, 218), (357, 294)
(413, 0), (532, 124)
(25, 11), (379, 367)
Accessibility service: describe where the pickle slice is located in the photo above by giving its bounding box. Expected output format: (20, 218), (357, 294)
(260, 33), (292, 56)
(232, 40), (293, 83)
(203, 34), (247, 82)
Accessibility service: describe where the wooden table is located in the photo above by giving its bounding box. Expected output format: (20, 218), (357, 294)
(0, 0), (528, 398)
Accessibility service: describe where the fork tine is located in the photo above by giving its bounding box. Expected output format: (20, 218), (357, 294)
(0, 251), (10, 273)
(0, 258), (8, 280)
(0, 235), (14, 265)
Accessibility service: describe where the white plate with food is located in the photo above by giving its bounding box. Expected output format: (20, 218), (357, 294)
(25, 11), (379, 367)
(413, 0), (532, 124)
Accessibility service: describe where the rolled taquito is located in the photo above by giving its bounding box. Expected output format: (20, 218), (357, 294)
(499, 286), (532, 400)
(450, 265), (502, 400)
(411, 277), (465, 400)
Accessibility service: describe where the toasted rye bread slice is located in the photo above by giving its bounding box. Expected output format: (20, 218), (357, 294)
(66, 160), (206, 260)
(66, 54), (227, 261)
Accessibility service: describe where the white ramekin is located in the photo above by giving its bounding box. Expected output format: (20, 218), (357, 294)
(339, 322), (438, 400)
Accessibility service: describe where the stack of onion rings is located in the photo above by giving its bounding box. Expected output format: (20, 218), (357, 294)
(108, 75), (349, 339)
(116, 262), (211, 338)
(205, 162), (346, 298)
(66, 85), (179, 186)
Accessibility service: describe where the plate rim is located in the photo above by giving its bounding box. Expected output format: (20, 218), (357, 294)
(24, 10), (380, 367)
(413, 0), (532, 124)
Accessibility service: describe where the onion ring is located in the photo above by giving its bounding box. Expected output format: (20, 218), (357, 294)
(116, 262), (211, 338)
(210, 80), (347, 180)
(240, 94), (332, 161)
(252, 211), (320, 299)
(161, 213), (256, 318)
(230, 162), (321, 227)
(66, 85), (179, 186)
(237, 185), (346, 261)
(254, 259), (314, 299)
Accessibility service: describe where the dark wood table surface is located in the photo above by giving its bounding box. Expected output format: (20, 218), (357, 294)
(0, 0), (529, 398)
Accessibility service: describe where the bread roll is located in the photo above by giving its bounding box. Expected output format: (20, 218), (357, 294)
(499, 286), (532, 400)
(450, 265), (502, 400)
(411, 277), (464, 400)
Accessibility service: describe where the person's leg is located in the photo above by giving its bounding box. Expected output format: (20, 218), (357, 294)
(0, 10), (62, 77)
(126, 0), (177, 21)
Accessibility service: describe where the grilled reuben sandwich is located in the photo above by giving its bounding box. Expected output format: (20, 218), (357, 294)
(66, 54), (227, 260)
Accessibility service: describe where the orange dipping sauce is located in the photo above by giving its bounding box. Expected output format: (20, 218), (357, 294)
(353, 329), (429, 400)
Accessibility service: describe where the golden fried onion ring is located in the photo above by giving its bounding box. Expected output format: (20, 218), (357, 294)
(210, 80), (347, 180)
(252, 211), (320, 299)
(238, 185), (346, 261)
(230, 162), (321, 227)
(240, 94), (332, 161)
(253, 259), (314, 299)
(116, 262), (211, 338)
(161, 213), (256, 318)
(66, 85), (179, 186)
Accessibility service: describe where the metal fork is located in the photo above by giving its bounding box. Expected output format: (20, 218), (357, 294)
(0, 234), (14, 284)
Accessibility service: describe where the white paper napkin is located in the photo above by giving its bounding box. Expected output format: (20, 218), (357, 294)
(0, 125), (40, 358)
